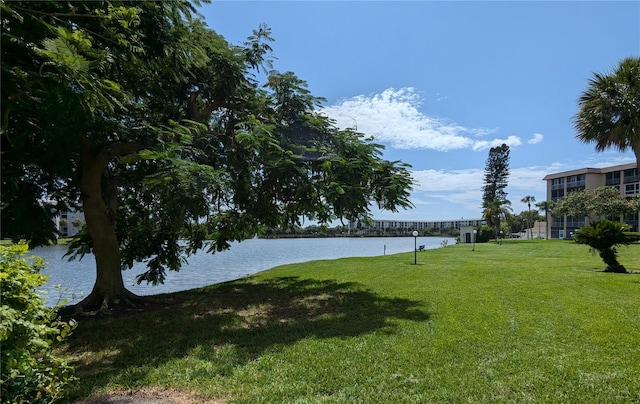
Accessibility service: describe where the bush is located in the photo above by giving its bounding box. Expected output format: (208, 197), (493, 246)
(476, 225), (495, 243)
(573, 220), (640, 273)
(0, 243), (77, 403)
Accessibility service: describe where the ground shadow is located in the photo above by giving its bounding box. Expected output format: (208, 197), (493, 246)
(61, 276), (430, 401)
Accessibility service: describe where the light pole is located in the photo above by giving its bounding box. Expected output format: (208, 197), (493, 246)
(412, 230), (419, 264)
(472, 229), (477, 251)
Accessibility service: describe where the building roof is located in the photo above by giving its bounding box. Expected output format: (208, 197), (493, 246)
(542, 162), (636, 180)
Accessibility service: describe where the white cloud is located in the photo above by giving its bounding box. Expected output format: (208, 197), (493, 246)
(582, 154), (636, 168)
(471, 135), (522, 151)
(528, 133), (544, 144)
(410, 168), (484, 212)
(321, 87), (517, 152)
(508, 167), (549, 193)
(411, 168), (483, 192)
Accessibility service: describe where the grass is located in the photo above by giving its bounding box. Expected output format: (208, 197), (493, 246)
(0, 238), (73, 246)
(59, 240), (640, 403)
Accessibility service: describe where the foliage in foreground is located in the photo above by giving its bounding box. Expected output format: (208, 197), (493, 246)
(574, 56), (640, 171)
(573, 220), (640, 273)
(59, 240), (640, 403)
(0, 244), (76, 403)
(1, 1), (413, 312)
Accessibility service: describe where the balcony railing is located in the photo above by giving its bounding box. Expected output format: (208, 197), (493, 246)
(566, 181), (586, 188)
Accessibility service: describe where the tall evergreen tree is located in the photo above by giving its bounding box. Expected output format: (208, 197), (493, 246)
(482, 144), (510, 205)
(481, 144), (511, 239)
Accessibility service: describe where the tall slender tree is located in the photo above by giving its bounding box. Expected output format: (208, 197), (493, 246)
(521, 195), (536, 239)
(482, 144), (510, 204)
(574, 57), (640, 171)
(535, 200), (553, 239)
(482, 144), (511, 240)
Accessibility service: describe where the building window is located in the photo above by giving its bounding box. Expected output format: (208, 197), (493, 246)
(606, 171), (621, 185)
(566, 216), (585, 227)
(624, 213), (639, 232)
(625, 183), (640, 195)
(551, 216), (564, 227)
(624, 168), (639, 183)
(551, 189), (564, 201)
(566, 174), (585, 189)
(551, 178), (564, 189)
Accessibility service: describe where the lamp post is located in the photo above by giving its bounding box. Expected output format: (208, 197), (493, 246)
(472, 229), (477, 251)
(412, 230), (419, 264)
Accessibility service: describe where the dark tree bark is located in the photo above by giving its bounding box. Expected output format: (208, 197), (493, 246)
(73, 139), (145, 313)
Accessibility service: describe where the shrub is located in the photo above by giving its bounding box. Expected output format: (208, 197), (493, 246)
(476, 225), (495, 243)
(0, 243), (77, 403)
(573, 220), (640, 273)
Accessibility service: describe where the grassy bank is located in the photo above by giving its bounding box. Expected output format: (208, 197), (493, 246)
(60, 240), (640, 403)
(0, 238), (73, 246)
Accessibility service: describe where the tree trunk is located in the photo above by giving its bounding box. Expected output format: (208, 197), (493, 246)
(528, 203), (532, 240)
(600, 248), (627, 273)
(72, 142), (139, 313)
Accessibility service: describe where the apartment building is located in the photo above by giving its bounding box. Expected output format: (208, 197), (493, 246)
(355, 218), (485, 236)
(543, 162), (639, 239)
(54, 210), (85, 237)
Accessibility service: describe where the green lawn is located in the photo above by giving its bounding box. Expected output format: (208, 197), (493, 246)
(60, 240), (640, 403)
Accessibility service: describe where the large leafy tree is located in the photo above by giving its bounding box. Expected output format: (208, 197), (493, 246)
(574, 57), (640, 171)
(551, 186), (640, 223)
(1, 1), (413, 313)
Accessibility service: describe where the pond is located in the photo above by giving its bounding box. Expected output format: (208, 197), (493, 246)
(33, 236), (454, 307)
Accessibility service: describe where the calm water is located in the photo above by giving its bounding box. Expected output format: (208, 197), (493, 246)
(34, 236), (453, 307)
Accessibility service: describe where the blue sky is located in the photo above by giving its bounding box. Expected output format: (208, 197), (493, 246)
(200, 1), (639, 221)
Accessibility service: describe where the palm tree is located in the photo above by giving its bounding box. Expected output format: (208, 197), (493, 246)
(574, 57), (640, 171)
(573, 220), (640, 273)
(521, 195), (536, 239)
(535, 200), (553, 239)
(482, 198), (512, 243)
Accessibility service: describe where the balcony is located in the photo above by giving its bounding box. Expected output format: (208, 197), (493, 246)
(566, 181), (585, 188)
